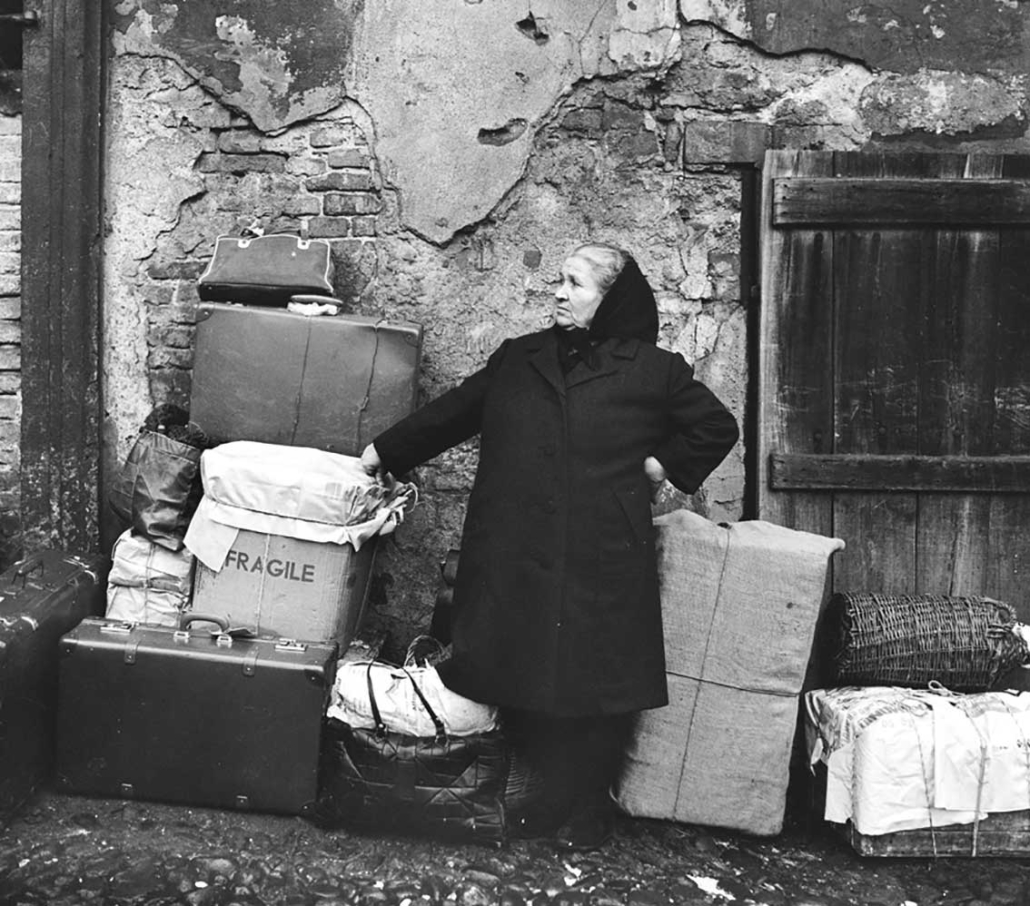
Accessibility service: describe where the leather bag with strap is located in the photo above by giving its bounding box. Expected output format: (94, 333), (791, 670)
(315, 661), (512, 845)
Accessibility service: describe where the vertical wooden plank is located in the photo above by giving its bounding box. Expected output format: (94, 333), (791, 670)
(757, 151), (834, 538)
(915, 154), (1002, 596)
(830, 152), (925, 594)
(20, 0), (104, 554)
(985, 156), (1030, 621)
(918, 154), (997, 593)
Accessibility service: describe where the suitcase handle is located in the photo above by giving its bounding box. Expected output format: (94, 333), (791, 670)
(11, 558), (44, 587)
(179, 613), (230, 633)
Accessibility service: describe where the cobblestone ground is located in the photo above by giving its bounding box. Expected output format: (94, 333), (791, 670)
(1, 788), (1028, 906)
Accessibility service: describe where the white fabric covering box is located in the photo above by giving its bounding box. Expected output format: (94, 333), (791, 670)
(184, 443), (414, 646)
(805, 685), (1030, 837)
(106, 529), (195, 627)
(613, 510), (844, 836)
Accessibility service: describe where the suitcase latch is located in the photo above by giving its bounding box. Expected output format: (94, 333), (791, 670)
(274, 639), (307, 653)
(101, 621), (134, 635)
(216, 633), (234, 648)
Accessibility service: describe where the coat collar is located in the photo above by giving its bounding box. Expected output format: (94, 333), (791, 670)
(526, 330), (641, 395)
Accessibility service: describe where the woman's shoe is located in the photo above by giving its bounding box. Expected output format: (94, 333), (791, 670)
(553, 805), (614, 852)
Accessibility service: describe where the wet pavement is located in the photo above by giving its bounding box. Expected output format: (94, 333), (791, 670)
(1, 786), (1028, 906)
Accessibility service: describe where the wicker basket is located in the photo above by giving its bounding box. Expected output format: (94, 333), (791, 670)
(828, 593), (1029, 692)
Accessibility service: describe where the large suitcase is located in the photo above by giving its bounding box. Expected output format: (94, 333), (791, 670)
(55, 615), (338, 815)
(0, 550), (109, 822)
(190, 303), (423, 455)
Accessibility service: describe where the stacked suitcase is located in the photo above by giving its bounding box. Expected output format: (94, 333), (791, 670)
(0, 551), (109, 822)
(46, 237), (424, 817)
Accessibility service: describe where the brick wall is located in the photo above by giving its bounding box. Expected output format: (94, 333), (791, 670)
(0, 111), (20, 567)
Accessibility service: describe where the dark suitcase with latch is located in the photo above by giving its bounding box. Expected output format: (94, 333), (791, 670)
(55, 614), (338, 815)
(0, 550), (109, 822)
(190, 303), (423, 455)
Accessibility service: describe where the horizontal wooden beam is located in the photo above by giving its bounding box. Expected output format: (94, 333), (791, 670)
(770, 453), (1030, 493)
(773, 178), (1030, 227)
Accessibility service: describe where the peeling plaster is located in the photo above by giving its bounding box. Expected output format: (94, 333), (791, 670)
(861, 69), (1028, 136)
(103, 57), (209, 456)
(112, 0), (690, 244)
(112, 0), (360, 129)
(677, 0), (1030, 75)
(607, 0), (682, 69)
(679, 0), (750, 35)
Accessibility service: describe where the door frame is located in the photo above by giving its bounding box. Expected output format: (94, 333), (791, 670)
(20, 0), (105, 554)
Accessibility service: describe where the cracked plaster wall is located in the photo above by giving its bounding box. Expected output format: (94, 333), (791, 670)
(103, 1), (1030, 653)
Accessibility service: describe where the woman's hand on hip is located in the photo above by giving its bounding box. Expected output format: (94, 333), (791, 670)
(644, 455), (667, 502)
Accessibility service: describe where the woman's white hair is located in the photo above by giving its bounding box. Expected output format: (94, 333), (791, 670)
(572, 243), (629, 295)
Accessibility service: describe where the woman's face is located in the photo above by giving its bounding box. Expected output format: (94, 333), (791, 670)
(554, 254), (605, 330)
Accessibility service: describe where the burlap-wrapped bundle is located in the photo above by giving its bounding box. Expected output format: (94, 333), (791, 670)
(613, 510), (845, 836)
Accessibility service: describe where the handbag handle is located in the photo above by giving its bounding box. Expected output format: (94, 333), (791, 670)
(364, 661), (447, 741)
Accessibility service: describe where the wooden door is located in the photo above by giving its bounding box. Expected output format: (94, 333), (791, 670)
(758, 151), (1030, 619)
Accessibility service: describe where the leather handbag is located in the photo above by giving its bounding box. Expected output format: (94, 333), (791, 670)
(315, 661), (513, 844)
(197, 233), (335, 307)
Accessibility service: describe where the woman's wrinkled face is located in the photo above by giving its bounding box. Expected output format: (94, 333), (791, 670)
(554, 254), (604, 330)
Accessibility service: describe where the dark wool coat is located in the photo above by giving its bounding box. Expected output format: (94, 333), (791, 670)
(374, 329), (739, 717)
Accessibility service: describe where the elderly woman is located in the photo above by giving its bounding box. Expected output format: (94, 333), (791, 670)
(361, 243), (738, 850)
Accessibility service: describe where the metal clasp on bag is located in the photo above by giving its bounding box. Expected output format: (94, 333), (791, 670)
(274, 638), (307, 653)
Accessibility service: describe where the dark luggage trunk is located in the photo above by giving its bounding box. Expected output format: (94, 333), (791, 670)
(0, 550), (109, 822)
(55, 616), (337, 815)
(190, 303), (423, 455)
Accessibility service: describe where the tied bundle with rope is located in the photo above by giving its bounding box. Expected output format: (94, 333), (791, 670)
(827, 592), (1030, 692)
(806, 684), (1030, 853)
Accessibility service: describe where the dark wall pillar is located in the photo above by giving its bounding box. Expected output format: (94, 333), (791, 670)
(20, 0), (104, 555)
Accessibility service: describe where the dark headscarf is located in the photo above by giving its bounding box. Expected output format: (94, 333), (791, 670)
(555, 255), (659, 372)
(588, 255), (659, 345)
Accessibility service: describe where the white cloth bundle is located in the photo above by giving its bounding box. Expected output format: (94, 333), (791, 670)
(329, 661), (498, 738)
(806, 685), (1030, 836)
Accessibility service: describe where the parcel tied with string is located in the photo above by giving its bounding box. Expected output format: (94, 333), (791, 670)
(805, 685), (1030, 852)
(613, 510), (845, 836)
(185, 442), (417, 646)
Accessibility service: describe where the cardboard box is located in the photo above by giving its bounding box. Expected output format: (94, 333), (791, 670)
(191, 529), (375, 646)
(613, 510), (844, 836)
